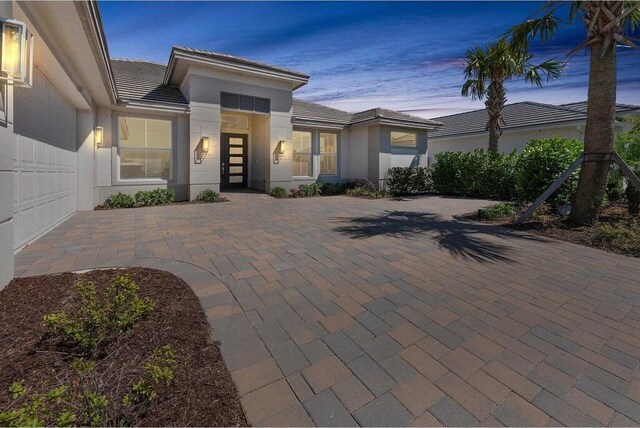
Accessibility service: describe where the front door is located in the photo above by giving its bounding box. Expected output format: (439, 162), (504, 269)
(221, 133), (248, 189)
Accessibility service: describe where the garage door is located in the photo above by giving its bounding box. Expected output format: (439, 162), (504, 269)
(12, 68), (77, 250)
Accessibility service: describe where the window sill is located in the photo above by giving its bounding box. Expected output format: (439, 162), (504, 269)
(114, 178), (173, 186)
(292, 176), (315, 180)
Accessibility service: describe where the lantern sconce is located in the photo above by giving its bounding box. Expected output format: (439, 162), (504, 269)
(0, 18), (33, 87)
(274, 140), (286, 164)
(95, 126), (104, 148)
(194, 136), (210, 164)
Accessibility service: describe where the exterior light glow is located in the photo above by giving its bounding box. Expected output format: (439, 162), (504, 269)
(202, 136), (210, 153)
(95, 126), (104, 148)
(0, 18), (33, 86)
(278, 140), (285, 155)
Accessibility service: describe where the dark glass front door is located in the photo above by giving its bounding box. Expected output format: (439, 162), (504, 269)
(221, 133), (248, 189)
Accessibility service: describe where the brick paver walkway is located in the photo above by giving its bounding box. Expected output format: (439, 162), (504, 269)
(14, 193), (640, 427)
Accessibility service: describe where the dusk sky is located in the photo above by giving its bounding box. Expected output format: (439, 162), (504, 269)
(100, 1), (640, 118)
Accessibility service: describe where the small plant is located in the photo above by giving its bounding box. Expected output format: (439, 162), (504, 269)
(478, 202), (517, 220)
(319, 182), (346, 196)
(269, 186), (288, 198)
(346, 186), (386, 199)
(103, 192), (135, 209)
(196, 189), (222, 203)
(298, 183), (322, 197)
(43, 275), (155, 353)
(386, 167), (431, 196)
(134, 188), (175, 207)
(123, 345), (178, 408)
(592, 220), (640, 257)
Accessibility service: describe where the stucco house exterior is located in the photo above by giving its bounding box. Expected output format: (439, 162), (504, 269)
(428, 101), (640, 164)
(0, 1), (441, 288)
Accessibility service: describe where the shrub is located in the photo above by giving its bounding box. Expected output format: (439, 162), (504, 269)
(431, 149), (517, 200)
(134, 188), (175, 207)
(319, 182), (346, 196)
(43, 275), (155, 353)
(515, 137), (583, 205)
(386, 167), (431, 196)
(478, 202), (517, 220)
(614, 123), (640, 214)
(269, 187), (288, 199)
(346, 186), (386, 199)
(196, 189), (221, 202)
(298, 183), (322, 197)
(103, 192), (135, 209)
(592, 220), (640, 257)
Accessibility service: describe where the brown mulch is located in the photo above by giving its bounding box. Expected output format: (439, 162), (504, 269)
(463, 203), (639, 257)
(0, 268), (247, 426)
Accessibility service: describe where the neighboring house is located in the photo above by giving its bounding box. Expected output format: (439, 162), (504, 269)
(0, 1), (440, 288)
(428, 101), (640, 164)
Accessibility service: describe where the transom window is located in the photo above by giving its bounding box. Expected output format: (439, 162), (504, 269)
(320, 133), (337, 175)
(292, 131), (312, 177)
(119, 117), (172, 180)
(221, 92), (270, 113)
(391, 131), (416, 148)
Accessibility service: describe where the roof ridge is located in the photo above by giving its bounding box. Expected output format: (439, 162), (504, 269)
(293, 98), (353, 116)
(111, 58), (167, 67)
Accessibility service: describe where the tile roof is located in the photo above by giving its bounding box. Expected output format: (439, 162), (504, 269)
(429, 102), (588, 139)
(350, 107), (442, 127)
(172, 46), (310, 79)
(292, 98), (353, 125)
(111, 59), (187, 105)
(430, 101), (640, 139)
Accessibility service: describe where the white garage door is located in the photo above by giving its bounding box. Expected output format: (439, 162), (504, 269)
(12, 68), (77, 250)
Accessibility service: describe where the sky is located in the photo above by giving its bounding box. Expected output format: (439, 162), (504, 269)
(99, 1), (640, 118)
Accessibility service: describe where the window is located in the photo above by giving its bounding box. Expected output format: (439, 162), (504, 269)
(292, 131), (312, 177)
(320, 132), (337, 175)
(220, 92), (270, 113)
(119, 117), (172, 180)
(391, 131), (416, 148)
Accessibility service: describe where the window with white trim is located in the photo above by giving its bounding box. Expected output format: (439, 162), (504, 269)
(391, 131), (416, 148)
(319, 132), (337, 175)
(119, 117), (172, 180)
(292, 131), (313, 177)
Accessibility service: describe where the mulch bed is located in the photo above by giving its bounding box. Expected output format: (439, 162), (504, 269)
(0, 268), (247, 427)
(462, 203), (640, 257)
(94, 198), (229, 210)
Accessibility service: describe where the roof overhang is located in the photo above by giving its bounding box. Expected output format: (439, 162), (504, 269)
(116, 99), (189, 114)
(430, 118), (587, 140)
(292, 118), (348, 130)
(164, 48), (309, 90)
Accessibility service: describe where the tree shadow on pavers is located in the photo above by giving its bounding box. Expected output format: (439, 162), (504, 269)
(333, 210), (550, 264)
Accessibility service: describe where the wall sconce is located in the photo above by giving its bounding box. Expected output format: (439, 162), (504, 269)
(194, 136), (209, 164)
(202, 136), (210, 154)
(273, 140), (286, 164)
(95, 126), (103, 148)
(0, 18), (33, 87)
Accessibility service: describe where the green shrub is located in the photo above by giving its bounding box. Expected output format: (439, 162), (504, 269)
(298, 183), (322, 197)
(319, 182), (346, 196)
(346, 186), (386, 199)
(196, 189), (221, 202)
(134, 188), (175, 207)
(431, 149), (517, 200)
(613, 122), (640, 214)
(478, 202), (517, 220)
(103, 192), (135, 209)
(270, 186), (288, 198)
(386, 167), (431, 196)
(43, 275), (155, 353)
(345, 179), (378, 191)
(515, 137), (583, 205)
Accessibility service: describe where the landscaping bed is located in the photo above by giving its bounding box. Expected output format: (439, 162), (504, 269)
(0, 268), (246, 427)
(464, 202), (640, 257)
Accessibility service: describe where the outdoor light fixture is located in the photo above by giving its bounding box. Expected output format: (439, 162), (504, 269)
(0, 18), (33, 87)
(273, 140), (286, 164)
(95, 126), (104, 148)
(202, 136), (210, 153)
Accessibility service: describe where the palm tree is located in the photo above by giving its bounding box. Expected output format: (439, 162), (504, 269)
(506, 1), (640, 225)
(461, 40), (563, 152)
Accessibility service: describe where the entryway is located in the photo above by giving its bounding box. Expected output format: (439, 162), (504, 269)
(221, 133), (248, 189)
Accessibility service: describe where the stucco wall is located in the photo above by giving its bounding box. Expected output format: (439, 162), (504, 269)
(428, 124), (584, 165)
(348, 126), (368, 180)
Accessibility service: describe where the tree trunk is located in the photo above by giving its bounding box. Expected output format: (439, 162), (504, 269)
(568, 41), (617, 225)
(485, 81), (506, 153)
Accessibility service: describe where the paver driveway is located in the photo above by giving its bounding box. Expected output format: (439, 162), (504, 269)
(14, 193), (640, 427)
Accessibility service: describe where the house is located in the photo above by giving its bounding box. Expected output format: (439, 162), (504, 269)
(0, 1), (440, 288)
(428, 101), (640, 164)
